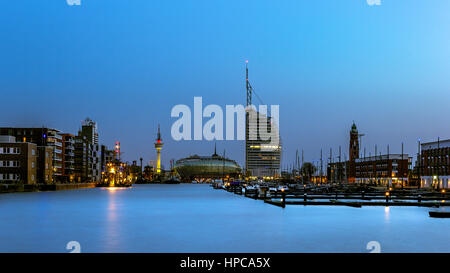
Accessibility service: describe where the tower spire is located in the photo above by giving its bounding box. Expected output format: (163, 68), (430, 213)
(213, 142), (217, 156)
(157, 124), (161, 142)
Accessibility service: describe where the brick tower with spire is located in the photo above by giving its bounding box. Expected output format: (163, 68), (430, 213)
(348, 122), (359, 183)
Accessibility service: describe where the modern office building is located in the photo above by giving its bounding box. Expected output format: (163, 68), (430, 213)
(420, 138), (450, 189)
(0, 136), (37, 184)
(245, 107), (281, 178)
(244, 63), (281, 178)
(355, 154), (411, 186)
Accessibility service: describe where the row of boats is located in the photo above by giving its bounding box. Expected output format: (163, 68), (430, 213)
(212, 180), (289, 194)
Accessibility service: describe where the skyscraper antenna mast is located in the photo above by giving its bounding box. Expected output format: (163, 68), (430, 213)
(246, 60), (252, 106)
(157, 124), (161, 141)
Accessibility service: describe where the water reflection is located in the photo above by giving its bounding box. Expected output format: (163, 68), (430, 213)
(384, 206), (390, 221)
(0, 184), (449, 253)
(106, 187), (120, 251)
(103, 187), (129, 193)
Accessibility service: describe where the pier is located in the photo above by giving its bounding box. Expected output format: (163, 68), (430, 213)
(215, 182), (450, 208)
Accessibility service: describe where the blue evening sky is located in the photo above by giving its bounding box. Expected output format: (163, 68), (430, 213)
(1, 0), (449, 168)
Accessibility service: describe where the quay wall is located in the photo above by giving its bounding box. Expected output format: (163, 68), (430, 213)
(0, 183), (97, 194)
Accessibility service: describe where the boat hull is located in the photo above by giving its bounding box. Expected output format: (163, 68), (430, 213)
(429, 211), (450, 218)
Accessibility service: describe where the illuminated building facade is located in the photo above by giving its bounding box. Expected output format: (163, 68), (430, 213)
(355, 154), (411, 186)
(245, 107), (281, 178)
(174, 148), (241, 181)
(244, 63), (281, 178)
(420, 139), (450, 189)
(100, 145), (115, 172)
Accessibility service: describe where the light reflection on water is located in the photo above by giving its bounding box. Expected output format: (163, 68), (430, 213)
(0, 184), (448, 253)
(106, 187), (119, 251)
(384, 206), (390, 222)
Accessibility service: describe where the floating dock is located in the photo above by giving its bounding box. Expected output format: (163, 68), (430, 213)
(217, 183), (449, 209)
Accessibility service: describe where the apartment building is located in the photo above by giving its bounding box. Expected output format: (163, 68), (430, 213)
(0, 136), (37, 184)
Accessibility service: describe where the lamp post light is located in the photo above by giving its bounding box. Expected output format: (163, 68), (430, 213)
(385, 191), (390, 204)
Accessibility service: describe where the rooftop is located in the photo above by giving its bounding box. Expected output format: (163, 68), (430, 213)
(0, 136), (16, 143)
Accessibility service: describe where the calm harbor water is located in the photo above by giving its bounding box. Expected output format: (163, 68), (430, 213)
(0, 184), (448, 253)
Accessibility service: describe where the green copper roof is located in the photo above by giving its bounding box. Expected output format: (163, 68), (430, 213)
(351, 122), (358, 133)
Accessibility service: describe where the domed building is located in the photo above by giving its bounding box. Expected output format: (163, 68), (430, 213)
(174, 147), (241, 181)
